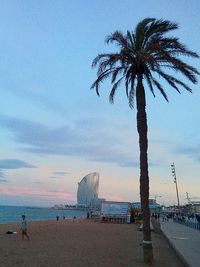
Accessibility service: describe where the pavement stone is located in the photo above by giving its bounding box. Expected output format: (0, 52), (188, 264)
(161, 220), (200, 267)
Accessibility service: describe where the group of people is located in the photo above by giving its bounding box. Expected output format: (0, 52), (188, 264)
(151, 212), (200, 224)
(151, 213), (160, 220)
(56, 215), (76, 221)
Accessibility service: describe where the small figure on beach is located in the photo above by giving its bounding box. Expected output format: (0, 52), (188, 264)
(56, 216), (59, 221)
(87, 211), (90, 219)
(21, 215), (30, 240)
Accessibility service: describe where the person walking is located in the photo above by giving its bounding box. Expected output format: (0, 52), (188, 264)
(21, 215), (30, 240)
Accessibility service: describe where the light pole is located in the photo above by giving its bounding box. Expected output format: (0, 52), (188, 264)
(171, 163), (180, 212)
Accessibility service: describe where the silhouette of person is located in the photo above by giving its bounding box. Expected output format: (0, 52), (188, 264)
(21, 215), (30, 240)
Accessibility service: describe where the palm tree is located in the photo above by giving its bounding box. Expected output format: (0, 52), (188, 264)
(91, 18), (199, 263)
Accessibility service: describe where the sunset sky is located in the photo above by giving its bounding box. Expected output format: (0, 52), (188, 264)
(0, 0), (200, 207)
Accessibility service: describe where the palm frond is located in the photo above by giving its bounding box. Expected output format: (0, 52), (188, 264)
(148, 19), (178, 34)
(109, 77), (124, 104)
(152, 78), (169, 101)
(124, 66), (136, 96)
(127, 31), (135, 48)
(125, 75), (131, 97)
(128, 75), (136, 109)
(156, 37), (199, 58)
(91, 69), (114, 95)
(143, 19), (178, 49)
(105, 31), (128, 48)
(156, 70), (193, 93)
(91, 53), (111, 68)
(143, 67), (156, 97)
(111, 67), (124, 83)
(155, 70), (180, 93)
(156, 53), (199, 83)
(135, 18), (155, 50)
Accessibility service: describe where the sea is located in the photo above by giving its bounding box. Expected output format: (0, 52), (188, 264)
(0, 205), (87, 224)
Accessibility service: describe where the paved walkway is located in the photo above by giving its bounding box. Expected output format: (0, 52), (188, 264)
(161, 220), (200, 267)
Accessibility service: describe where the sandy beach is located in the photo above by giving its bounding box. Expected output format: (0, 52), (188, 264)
(0, 219), (185, 267)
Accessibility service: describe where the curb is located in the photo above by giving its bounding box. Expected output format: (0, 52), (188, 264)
(160, 228), (191, 267)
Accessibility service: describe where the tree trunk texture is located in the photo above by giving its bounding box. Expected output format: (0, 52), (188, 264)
(136, 75), (153, 264)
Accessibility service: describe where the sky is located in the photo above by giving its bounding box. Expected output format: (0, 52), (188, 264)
(0, 0), (200, 207)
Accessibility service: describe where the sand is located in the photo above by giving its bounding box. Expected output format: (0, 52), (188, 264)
(0, 219), (185, 267)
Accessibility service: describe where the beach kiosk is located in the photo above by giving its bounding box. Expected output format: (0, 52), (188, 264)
(100, 201), (131, 223)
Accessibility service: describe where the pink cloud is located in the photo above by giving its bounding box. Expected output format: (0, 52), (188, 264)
(0, 185), (76, 203)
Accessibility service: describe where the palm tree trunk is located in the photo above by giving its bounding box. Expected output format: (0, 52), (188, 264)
(136, 74), (153, 264)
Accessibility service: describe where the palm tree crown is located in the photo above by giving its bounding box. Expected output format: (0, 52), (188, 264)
(91, 18), (199, 107)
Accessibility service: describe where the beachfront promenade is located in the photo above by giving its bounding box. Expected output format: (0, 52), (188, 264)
(161, 220), (200, 267)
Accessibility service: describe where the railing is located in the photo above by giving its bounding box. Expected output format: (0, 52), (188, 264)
(174, 218), (200, 230)
(100, 214), (127, 223)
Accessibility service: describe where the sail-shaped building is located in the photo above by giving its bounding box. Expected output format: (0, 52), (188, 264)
(77, 172), (99, 207)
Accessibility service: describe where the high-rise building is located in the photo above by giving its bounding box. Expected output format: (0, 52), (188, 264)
(77, 172), (99, 207)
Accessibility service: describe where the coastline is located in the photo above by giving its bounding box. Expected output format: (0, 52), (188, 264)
(0, 219), (185, 267)
(0, 205), (87, 224)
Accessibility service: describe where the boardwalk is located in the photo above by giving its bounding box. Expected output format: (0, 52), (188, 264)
(161, 220), (200, 267)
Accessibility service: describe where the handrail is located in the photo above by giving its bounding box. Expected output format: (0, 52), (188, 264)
(173, 218), (200, 230)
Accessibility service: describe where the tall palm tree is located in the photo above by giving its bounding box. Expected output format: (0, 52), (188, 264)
(91, 18), (199, 263)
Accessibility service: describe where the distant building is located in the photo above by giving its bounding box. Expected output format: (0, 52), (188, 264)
(101, 201), (131, 218)
(133, 200), (161, 213)
(77, 172), (100, 208)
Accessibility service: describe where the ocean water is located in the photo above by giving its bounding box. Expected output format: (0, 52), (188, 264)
(0, 205), (87, 224)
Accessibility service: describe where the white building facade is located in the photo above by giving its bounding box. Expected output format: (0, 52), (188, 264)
(77, 172), (99, 207)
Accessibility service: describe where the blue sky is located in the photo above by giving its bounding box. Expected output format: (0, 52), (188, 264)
(0, 0), (200, 207)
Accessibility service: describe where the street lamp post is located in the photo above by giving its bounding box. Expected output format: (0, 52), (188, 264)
(171, 163), (180, 213)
